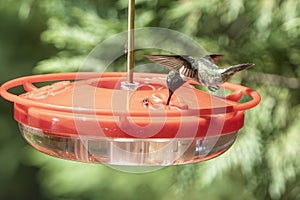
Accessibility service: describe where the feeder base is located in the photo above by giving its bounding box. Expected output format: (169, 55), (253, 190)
(19, 123), (237, 166)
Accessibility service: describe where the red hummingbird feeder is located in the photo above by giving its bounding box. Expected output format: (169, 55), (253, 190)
(0, 72), (260, 166)
(0, 0), (260, 166)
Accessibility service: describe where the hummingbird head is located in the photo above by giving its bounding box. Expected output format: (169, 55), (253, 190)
(167, 70), (186, 92)
(166, 70), (186, 105)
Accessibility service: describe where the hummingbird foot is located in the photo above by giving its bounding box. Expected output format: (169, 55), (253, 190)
(208, 85), (220, 92)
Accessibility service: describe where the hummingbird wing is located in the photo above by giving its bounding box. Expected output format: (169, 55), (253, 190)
(145, 55), (197, 78)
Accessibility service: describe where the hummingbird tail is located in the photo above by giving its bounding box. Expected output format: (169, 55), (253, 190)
(221, 63), (254, 82)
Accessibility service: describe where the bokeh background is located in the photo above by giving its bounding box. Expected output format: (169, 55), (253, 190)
(0, 0), (299, 199)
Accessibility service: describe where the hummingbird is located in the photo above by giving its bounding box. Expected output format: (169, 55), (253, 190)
(145, 54), (254, 105)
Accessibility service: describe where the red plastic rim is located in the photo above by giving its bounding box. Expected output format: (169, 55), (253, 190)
(0, 72), (260, 113)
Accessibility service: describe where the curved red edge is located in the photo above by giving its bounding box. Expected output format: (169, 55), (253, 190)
(0, 72), (260, 114)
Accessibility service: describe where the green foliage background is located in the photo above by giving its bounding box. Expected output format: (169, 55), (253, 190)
(0, 0), (299, 199)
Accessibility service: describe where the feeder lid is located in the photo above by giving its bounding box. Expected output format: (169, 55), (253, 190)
(0, 72), (260, 138)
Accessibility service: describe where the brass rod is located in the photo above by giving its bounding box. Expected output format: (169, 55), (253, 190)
(127, 0), (135, 83)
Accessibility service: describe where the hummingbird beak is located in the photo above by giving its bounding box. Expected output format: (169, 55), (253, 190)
(166, 89), (174, 106)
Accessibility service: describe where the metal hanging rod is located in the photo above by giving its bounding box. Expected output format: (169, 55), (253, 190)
(127, 0), (135, 83)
